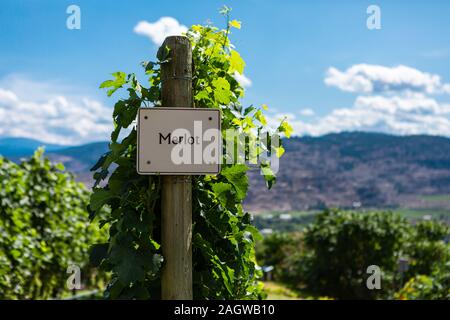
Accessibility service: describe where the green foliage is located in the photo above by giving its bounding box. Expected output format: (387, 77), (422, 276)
(256, 232), (301, 282)
(0, 149), (107, 299)
(256, 233), (297, 268)
(90, 8), (288, 299)
(283, 209), (411, 299)
(395, 263), (450, 300)
(404, 220), (449, 280)
(253, 211), (318, 233)
(414, 220), (449, 242)
(255, 210), (450, 300)
(405, 240), (449, 279)
(99, 72), (127, 97)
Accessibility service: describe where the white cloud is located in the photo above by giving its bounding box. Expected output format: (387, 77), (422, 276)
(134, 17), (188, 46)
(443, 84), (450, 93)
(0, 88), (18, 105)
(325, 66), (373, 93)
(269, 93), (450, 137)
(0, 76), (112, 145)
(325, 64), (450, 94)
(298, 108), (315, 116)
(233, 72), (252, 88)
(270, 64), (450, 137)
(354, 93), (450, 115)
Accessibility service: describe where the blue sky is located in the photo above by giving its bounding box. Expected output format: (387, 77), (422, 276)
(1, 0), (450, 144)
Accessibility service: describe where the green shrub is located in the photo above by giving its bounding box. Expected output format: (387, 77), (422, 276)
(256, 232), (301, 280)
(398, 220), (450, 299)
(292, 209), (411, 299)
(0, 149), (107, 299)
(414, 220), (449, 242)
(256, 233), (296, 267)
(256, 210), (449, 300)
(404, 220), (449, 279)
(405, 240), (449, 279)
(395, 262), (450, 300)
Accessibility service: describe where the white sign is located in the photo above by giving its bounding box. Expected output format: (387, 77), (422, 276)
(137, 107), (221, 175)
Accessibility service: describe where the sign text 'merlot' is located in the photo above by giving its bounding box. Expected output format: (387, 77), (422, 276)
(159, 132), (202, 145)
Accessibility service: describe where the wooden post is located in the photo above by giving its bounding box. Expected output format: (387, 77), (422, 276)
(160, 36), (193, 300)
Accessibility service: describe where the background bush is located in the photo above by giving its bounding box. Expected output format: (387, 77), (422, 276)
(256, 209), (449, 300)
(256, 232), (301, 280)
(395, 263), (449, 300)
(0, 149), (107, 299)
(297, 209), (411, 299)
(404, 220), (449, 279)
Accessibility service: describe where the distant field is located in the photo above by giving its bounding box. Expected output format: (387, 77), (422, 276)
(263, 282), (332, 300)
(253, 208), (450, 233)
(393, 208), (450, 220)
(421, 194), (450, 203)
(253, 211), (318, 233)
(263, 282), (300, 300)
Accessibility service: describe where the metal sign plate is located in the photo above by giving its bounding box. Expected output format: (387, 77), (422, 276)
(137, 107), (221, 175)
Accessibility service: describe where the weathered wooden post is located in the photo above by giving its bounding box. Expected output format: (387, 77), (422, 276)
(160, 36), (193, 300)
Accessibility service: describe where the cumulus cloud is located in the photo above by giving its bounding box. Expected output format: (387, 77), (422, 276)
(354, 93), (450, 115)
(134, 17), (188, 46)
(0, 88), (18, 105)
(233, 72), (252, 88)
(298, 108), (315, 116)
(0, 76), (112, 145)
(270, 64), (450, 137)
(269, 93), (450, 137)
(325, 64), (450, 94)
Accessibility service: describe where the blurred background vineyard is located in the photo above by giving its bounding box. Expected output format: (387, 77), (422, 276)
(1, 0), (450, 301)
(0, 144), (448, 299)
(256, 209), (449, 300)
(0, 150), (108, 299)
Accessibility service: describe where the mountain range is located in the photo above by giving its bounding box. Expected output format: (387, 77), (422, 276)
(0, 137), (64, 157)
(1, 132), (450, 213)
(246, 132), (450, 212)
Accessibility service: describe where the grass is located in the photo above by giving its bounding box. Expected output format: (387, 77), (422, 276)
(253, 211), (318, 233)
(254, 207), (450, 233)
(257, 207), (450, 221)
(421, 194), (450, 203)
(263, 282), (300, 300)
(57, 289), (102, 300)
(392, 208), (450, 220)
(259, 210), (318, 217)
(263, 281), (333, 300)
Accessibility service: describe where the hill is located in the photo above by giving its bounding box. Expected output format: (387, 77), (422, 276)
(47, 142), (110, 183)
(245, 132), (450, 212)
(2, 132), (450, 212)
(0, 137), (64, 157)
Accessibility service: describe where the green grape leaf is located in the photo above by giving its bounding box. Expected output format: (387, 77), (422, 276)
(275, 145), (285, 158)
(230, 50), (245, 74)
(110, 245), (145, 285)
(261, 164), (276, 189)
(90, 152), (110, 171)
(278, 119), (294, 138)
(229, 20), (241, 29)
(89, 243), (109, 267)
(212, 182), (233, 206)
(221, 164), (249, 200)
(90, 189), (113, 211)
(255, 110), (267, 126)
(100, 72), (127, 96)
